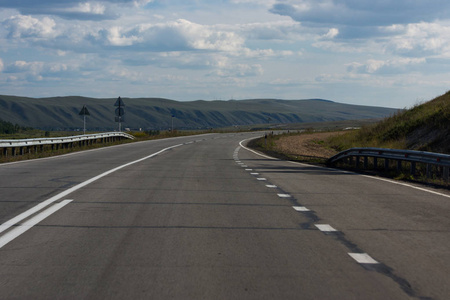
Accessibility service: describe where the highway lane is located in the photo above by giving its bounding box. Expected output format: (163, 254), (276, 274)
(0, 132), (449, 299)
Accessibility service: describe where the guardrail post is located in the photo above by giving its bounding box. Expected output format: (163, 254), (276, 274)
(364, 156), (368, 169)
(444, 167), (449, 181)
(373, 157), (378, 170)
(397, 160), (402, 171)
(20, 147), (24, 155)
(384, 158), (389, 171)
(411, 162), (416, 176)
(426, 164), (431, 179)
(12, 147), (16, 156)
(355, 156), (360, 168)
(3, 148), (7, 157)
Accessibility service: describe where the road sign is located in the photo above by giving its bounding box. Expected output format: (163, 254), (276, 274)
(79, 105), (90, 116)
(114, 97), (125, 107)
(79, 105), (90, 134)
(115, 107), (125, 116)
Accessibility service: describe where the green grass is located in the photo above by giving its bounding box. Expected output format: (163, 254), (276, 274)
(326, 91), (450, 155)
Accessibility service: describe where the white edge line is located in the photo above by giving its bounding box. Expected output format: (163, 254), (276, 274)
(0, 200), (73, 249)
(239, 138), (277, 160)
(0, 143), (183, 235)
(239, 138), (450, 200)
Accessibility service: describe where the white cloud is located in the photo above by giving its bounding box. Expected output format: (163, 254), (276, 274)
(347, 58), (426, 75)
(3, 60), (78, 80)
(0, 58), (3, 72)
(101, 19), (245, 51)
(3, 15), (57, 39)
(385, 22), (450, 57)
(212, 63), (264, 77)
(324, 28), (338, 39)
(67, 2), (107, 15)
(236, 20), (307, 40)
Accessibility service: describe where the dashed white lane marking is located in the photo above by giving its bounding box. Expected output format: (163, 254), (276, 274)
(0, 200), (73, 249)
(348, 253), (379, 264)
(257, 178), (267, 181)
(277, 194), (291, 198)
(241, 165), (248, 167)
(266, 185), (277, 188)
(245, 169), (253, 171)
(293, 206), (310, 212)
(239, 138), (450, 200)
(236, 140), (386, 269)
(315, 224), (338, 232)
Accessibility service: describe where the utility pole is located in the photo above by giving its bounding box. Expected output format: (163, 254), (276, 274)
(114, 96), (125, 131)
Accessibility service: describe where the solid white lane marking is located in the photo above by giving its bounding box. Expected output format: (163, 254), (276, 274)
(0, 200), (73, 249)
(0, 144), (183, 235)
(266, 185), (277, 188)
(293, 206), (310, 212)
(257, 178), (267, 181)
(315, 224), (338, 232)
(239, 139), (277, 160)
(277, 194), (291, 198)
(348, 253), (379, 264)
(359, 174), (450, 199)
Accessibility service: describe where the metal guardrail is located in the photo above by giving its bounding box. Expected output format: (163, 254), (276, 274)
(0, 132), (134, 147)
(0, 132), (135, 156)
(328, 147), (450, 181)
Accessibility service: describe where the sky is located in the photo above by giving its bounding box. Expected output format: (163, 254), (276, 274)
(1, 0), (450, 108)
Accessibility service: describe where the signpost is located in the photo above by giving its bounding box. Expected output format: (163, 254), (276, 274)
(79, 105), (90, 135)
(114, 97), (125, 131)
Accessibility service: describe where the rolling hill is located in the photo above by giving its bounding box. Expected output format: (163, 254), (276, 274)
(0, 95), (399, 131)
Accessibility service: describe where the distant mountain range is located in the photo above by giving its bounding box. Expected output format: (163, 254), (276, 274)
(0, 95), (399, 130)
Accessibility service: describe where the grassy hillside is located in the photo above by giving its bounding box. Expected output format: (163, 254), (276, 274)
(0, 95), (399, 131)
(327, 91), (450, 154)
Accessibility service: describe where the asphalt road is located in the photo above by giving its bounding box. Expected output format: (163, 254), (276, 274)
(0, 132), (449, 300)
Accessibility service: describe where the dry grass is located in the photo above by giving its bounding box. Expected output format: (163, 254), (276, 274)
(273, 131), (345, 159)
